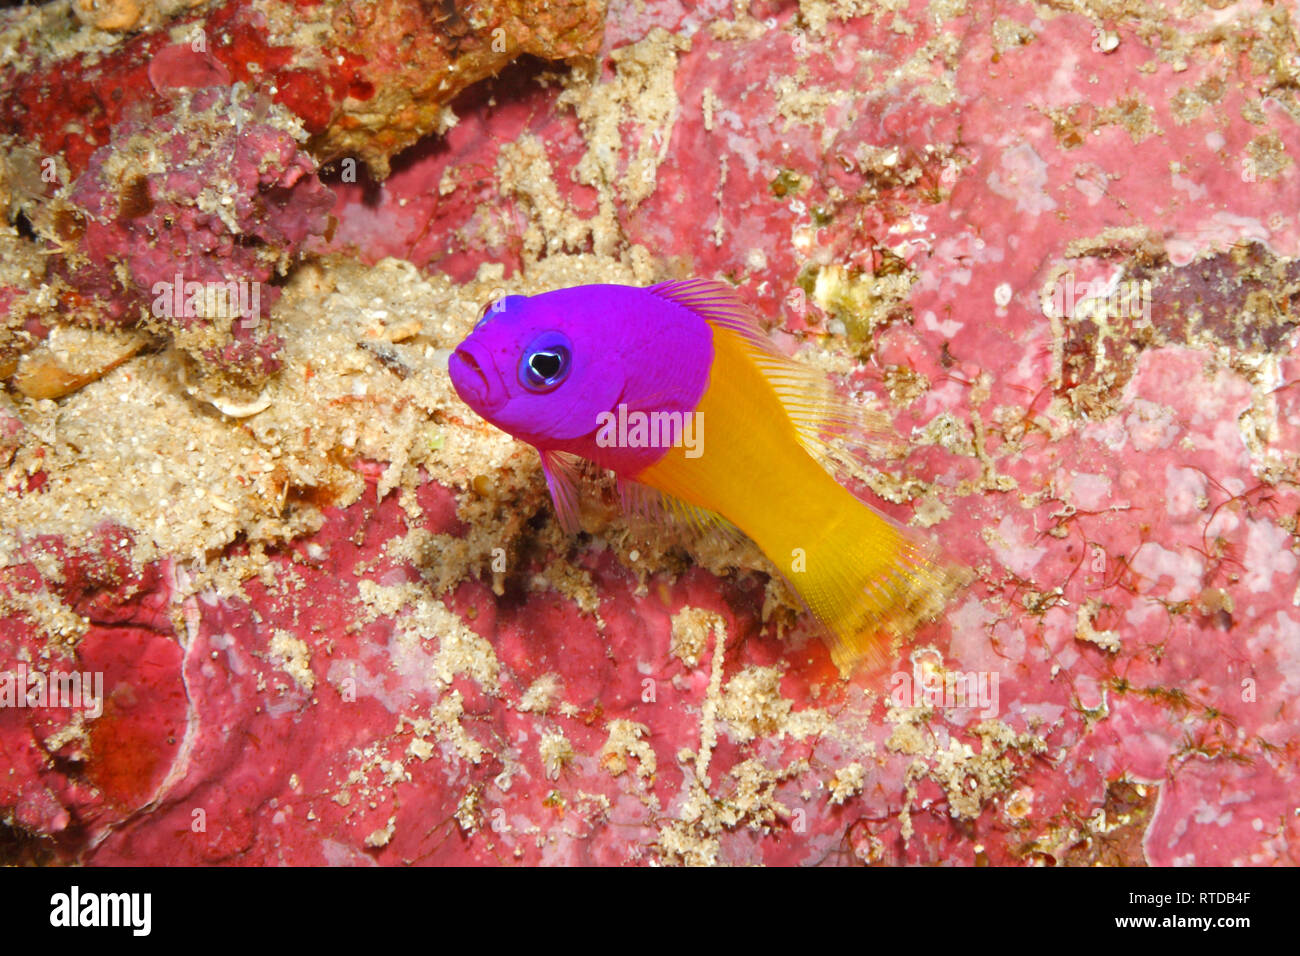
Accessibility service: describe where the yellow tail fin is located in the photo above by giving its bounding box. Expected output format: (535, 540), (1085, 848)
(783, 489), (962, 674)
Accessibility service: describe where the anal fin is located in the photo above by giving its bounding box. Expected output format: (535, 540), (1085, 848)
(616, 475), (744, 546)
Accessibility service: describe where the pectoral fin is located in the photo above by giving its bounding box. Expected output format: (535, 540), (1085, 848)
(540, 449), (584, 534)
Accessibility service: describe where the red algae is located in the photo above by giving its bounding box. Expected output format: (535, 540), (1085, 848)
(53, 84), (333, 381)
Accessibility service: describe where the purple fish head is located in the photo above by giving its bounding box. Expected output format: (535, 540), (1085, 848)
(448, 284), (713, 472)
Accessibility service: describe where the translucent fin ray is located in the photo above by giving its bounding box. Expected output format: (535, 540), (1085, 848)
(649, 279), (891, 473)
(540, 449), (584, 534)
(617, 475), (744, 545)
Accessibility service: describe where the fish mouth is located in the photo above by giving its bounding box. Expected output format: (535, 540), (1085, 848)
(449, 343), (501, 413)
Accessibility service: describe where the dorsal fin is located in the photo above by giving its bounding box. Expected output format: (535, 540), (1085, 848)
(649, 279), (891, 474)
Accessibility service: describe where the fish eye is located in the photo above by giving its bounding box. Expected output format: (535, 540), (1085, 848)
(518, 332), (572, 392)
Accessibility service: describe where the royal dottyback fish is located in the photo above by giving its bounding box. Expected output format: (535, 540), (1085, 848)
(448, 279), (959, 673)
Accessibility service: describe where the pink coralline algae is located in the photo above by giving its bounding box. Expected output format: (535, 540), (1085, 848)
(56, 86), (334, 379)
(2, 0), (1300, 867)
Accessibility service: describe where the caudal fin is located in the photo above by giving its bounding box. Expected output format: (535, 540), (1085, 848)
(790, 501), (965, 675)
